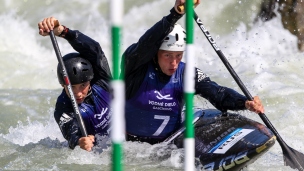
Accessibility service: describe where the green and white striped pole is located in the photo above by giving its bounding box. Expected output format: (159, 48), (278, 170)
(183, 0), (195, 170)
(110, 1), (125, 171)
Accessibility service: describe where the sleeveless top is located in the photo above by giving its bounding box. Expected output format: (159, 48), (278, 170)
(125, 62), (185, 139)
(58, 84), (111, 136)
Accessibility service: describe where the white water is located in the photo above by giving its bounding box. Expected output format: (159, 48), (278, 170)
(0, 0), (303, 170)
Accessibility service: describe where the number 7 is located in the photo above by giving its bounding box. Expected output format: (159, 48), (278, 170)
(152, 115), (170, 136)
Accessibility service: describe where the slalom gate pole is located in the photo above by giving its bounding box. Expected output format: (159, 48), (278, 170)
(183, 0), (195, 170)
(110, 1), (125, 171)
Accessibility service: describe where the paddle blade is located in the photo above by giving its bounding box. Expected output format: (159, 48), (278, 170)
(283, 146), (304, 171)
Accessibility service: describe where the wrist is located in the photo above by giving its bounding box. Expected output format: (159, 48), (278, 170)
(58, 25), (69, 38)
(174, 6), (184, 15)
(167, 7), (184, 25)
(170, 7), (183, 17)
(53, 25), (62, 36)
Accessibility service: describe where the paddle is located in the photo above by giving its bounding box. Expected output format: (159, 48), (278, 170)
(49, 30), (88, 137)
(193, 11), (304, 170)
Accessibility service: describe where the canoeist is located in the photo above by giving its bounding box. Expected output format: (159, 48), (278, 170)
(123, 0), (264, 144)
(38, 17), (112, 152)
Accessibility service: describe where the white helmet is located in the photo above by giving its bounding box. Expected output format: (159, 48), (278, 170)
(159, 23), (186, 51)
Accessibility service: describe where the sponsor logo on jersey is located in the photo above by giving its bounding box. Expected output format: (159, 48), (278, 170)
(95, 111), (111, 129)
(94, 107), (108, 119)
(148, 100), (176, 111)
(154, 90), (173, 100)
(149, 72), (155, 79)
(147, 91), (176, 111)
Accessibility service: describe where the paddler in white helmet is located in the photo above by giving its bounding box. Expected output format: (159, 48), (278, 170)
(122, 0), (264, 144)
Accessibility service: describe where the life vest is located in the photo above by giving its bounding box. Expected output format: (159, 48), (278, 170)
(125, 62), (185, 139)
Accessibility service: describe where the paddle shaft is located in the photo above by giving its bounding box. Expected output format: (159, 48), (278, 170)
(193, 12), (304, 171)
(193, 11), (289, 144)
(193, 10), (304, 170)
(49, 31), (88, 137)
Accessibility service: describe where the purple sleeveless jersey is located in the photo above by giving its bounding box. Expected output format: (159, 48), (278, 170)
(126, 62), (185, 138)
(57, 84), (111, 136)
(78, 84), (111, 136)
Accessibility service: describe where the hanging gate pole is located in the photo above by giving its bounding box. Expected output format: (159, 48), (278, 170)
(110, 1), (125, 171)
(183, 0), (196, 170)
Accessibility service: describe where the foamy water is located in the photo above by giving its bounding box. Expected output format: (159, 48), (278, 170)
(0, 0), (303, 170)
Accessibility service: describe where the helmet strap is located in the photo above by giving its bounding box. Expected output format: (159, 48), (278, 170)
(85, 86), (92, 98)
(153, 55), (171, 82)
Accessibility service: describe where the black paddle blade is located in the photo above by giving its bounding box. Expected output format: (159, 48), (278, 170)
(283, 146), (304, 171)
